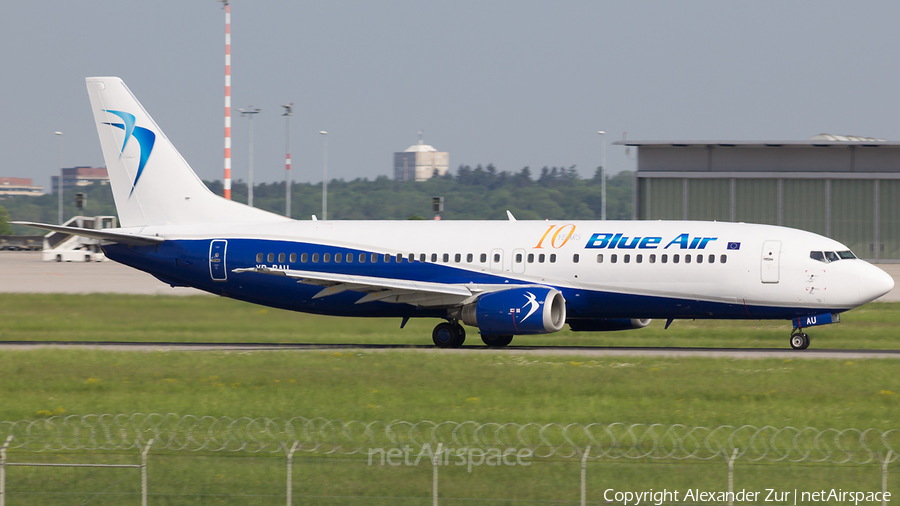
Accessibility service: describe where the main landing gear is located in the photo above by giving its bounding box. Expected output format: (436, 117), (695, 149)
(790, 331), (810, 350)
(433, 321), (466, 348)
(481, 335), (514, 348)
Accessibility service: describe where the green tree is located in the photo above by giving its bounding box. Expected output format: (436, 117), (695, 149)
(0, 205), (13, 235)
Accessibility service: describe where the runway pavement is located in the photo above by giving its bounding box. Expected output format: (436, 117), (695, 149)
(1, 250), (897, 300)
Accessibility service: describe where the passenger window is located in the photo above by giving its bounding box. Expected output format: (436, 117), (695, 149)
(515, 253), (523, 263)
(312, 253), (319, 263)
(346, 253), (353, 263)
(549, 254), (556, 263)
(323, 253), (331, 263)
(396, 253), (403, 263)
(597, 254), (604, 263)
(420, 254), (426, 262)
(685, 254), (691, 264)
(278, 253), (285, 263)
(289, 253), (296, 263)
(267, 253), (274, 263)
(494, 253), (501, 263)
(301, 253), (309, 263)
(335, 253), (342, 263)
(611, 254), (618, 264)
(649, 254), (656, 264)
(455, 253), (462, 262)
(384, 254), (391, 263)
(528, 253), (535, 263)
(673, 254), (680, 264)
(480, 253), (487, 263)
(256, 253), (263, 262)
(720, 254), (727, 264)
(708, 254), (714, 264)
(573, 254), (580, 263)
(371, 253), (379, 263)
(539, 254), (545, 263)
(442, 253), (449, 262)
(662, 254), (668, 264)
(408, 253), (415, 262)
(359, 253), (366, 263)
(636, 254), (642, 264)
(825, 251), (840, 262)
(467, 253), (473, 263)
(431, 253), (438, 262)
(624, 254), (630, 264)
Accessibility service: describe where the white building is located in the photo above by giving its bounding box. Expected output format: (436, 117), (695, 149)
(394, 136), (449, 182)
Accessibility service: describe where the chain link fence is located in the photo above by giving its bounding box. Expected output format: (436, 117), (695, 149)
(1, 414), (898, 505)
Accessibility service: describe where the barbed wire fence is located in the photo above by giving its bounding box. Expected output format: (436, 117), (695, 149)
(1, 414), (898, 506)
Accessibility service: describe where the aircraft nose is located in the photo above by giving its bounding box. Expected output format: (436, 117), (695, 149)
(858, 264), (895, 303)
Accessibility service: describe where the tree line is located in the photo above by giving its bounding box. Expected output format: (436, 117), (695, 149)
(0, 166), (633, 234)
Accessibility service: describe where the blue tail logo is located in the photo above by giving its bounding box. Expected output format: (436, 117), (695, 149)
(102, 110), (156, 197)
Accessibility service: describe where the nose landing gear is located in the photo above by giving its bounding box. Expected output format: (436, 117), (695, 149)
(790, 332), (810, 350)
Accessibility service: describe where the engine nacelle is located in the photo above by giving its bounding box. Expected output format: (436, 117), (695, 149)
(459, 287), (566, 335)
(568, 318), (652, 332)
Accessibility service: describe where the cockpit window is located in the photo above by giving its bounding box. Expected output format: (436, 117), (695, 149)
(811, 250), (853, 263)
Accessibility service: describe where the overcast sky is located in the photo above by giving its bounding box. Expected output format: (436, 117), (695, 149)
(3, 1), (899, 190)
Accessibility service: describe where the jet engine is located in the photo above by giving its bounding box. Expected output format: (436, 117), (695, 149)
(457, 287), (566, 335)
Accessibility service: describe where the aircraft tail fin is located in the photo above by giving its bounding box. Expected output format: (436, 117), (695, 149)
(85, 77), (287, 228)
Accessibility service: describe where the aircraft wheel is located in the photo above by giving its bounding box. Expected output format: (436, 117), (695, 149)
(790, 333), (810, 350)
(433, 322), (464, 348)
(453, 323), (466, 344)
(482, 335), (513, 347)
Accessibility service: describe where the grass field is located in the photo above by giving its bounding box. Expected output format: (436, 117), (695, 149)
(2, 293), (900, 349)
(1, 294), (899, 503)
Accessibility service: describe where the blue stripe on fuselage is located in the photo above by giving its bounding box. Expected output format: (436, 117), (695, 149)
(102, 238), (847, 322)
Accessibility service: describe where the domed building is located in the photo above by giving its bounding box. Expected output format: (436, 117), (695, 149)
(393, 134), (449, 182)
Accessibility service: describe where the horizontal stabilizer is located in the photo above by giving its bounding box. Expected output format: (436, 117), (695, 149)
(11, 221), (164, 246)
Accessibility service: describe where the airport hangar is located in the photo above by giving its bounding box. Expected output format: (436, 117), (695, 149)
(615, 137), (900, 261)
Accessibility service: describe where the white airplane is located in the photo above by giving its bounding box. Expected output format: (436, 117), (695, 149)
(16, 77), (895, 350)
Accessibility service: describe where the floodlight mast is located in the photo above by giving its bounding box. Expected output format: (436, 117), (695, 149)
(238, 106), (260, 207)
(282, 104), (293, 218)
(55, 131), (63, 224)
(598, 130), (607, 221)
(319, 131), (328, 220)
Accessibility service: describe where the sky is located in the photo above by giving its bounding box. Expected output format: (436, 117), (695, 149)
(3, 1), (900, 191)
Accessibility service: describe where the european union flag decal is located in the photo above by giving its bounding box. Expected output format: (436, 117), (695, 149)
(727, 242), (741, 250)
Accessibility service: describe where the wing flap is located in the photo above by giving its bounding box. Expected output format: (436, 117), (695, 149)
(232, 266), (475, 307)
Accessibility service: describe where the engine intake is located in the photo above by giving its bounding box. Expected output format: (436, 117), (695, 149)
(459, 287), (566, 335)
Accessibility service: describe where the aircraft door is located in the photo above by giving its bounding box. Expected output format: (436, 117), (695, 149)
(512, 248), (526, 274)
(209, 239), (228, 281)
(490, 248), (504, 273)
(760, 240), (781, 283)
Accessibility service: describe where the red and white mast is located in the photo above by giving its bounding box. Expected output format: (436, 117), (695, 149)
(222, 0), (232, 199)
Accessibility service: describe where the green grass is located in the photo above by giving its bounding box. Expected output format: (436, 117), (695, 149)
(1, 293), (899, 349)
(2, 349), (899, 429)
(2, 295), (899, 503)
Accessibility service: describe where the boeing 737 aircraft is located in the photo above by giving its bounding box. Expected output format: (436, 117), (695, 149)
(16, 77), (895, 349)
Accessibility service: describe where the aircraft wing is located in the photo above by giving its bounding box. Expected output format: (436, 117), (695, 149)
(232, 266), (477, 307)
(11, 221), (165, 246)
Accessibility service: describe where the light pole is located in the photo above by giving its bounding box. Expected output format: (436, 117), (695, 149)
(238, 107), (260, 207)
(282, 104), (293, 218)
(55, 131), (63, 224)
(319, 131), (328, 220)
(598, 131), (607, 221)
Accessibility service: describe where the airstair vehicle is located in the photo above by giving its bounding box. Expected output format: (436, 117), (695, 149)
(42, 216), (117, 262)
